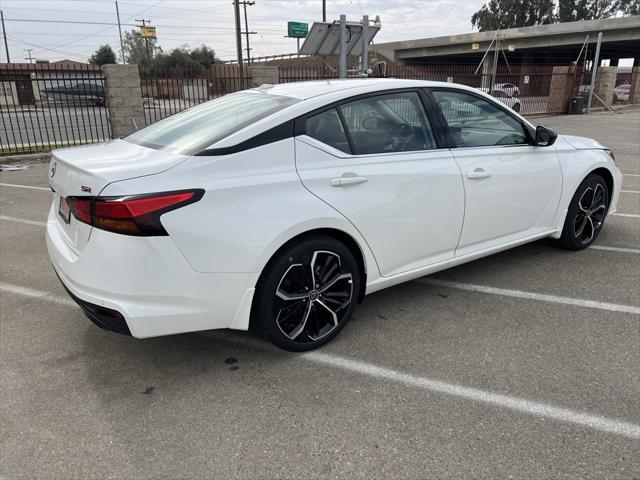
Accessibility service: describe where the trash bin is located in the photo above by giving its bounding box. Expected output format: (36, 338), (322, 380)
(570, 96), (586, 114)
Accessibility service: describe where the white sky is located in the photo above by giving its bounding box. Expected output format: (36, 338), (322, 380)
(0, 0), (635, 66)
(0, 0), (483, 62)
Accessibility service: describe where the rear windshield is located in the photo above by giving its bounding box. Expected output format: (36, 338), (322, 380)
(125, 92), (299, 154)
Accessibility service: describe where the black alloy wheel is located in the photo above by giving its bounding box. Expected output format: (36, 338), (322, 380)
(558, 173), (609, 250)
(252, 235), (360, 351)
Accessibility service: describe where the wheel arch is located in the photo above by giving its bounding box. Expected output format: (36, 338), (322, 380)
(254, 227), (369, 304)
(551, 162), (617, 239)
(589, 167), (614, 205)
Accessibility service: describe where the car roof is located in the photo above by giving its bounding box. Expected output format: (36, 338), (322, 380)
(209, 78), (533, 150)
(251, 78), (456, 100)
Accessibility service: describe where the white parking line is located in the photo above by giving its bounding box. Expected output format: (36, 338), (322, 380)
(0, 182), (50, 192)
(591, 245), (640, 254)
(0, 283), (75, 307)
(612, 213), (640, 218)
(623, 173), (640, 177)
(621, 190), (640, 194)
(0, 215), (47, 227)
(304, 351), (640, 439)
(1, 281), (639, 440)
(417, 278), (640, 314)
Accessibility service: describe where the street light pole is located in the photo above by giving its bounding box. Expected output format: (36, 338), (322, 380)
(361, 15), (368, 77)
(586, 32), (603, 114)
(338, 14), (347, 79)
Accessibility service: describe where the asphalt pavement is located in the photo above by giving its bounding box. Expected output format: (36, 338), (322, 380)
(1, 110), (639, 479)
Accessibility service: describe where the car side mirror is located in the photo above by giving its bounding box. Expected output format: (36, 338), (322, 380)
(535, 125), (557, 147)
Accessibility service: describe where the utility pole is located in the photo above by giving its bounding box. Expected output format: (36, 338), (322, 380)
(322, 0), (326, 21)
(1, 10), (10, 63)
(24, 48), (34, 63)
(233, 0), (245, 88)
(115, 1), (125, 63)
(135, 18), (151, 55)
(239, 1), (256, 65)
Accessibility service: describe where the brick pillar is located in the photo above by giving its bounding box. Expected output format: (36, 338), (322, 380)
(247, 66), (279, 88)
(631, 67), (640, 105)
(593, 66), (617, 108)
(102, 64), (146, 138)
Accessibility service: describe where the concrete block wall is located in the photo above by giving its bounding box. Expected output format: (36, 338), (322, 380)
(631, 67), (640, 105)
(593, 66), (617, 108)
(247, 66), (279, 88)
(548, 66), (573, 114)
(101, 64), (146, 138)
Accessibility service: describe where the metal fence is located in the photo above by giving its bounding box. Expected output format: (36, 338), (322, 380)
(140, 64), (243, 125)
(1, 63), (110, 156)
(1, 61), (634, 157)
(279, 65), (339, 83)
(278, 64), (583, 116)
(384, 64), (576, 116)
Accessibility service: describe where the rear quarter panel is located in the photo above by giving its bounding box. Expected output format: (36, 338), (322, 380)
(99, 138), (379, 279)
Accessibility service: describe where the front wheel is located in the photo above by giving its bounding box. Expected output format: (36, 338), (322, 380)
(557, 173), (609, 250)
(512, 102), (521, 112)
(252, 235), (360, 351)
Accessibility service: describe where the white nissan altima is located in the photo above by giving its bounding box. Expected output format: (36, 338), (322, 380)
(46, 79), (622, 351)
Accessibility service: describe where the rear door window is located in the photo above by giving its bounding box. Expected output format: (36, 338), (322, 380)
(305, 108), (351, 154)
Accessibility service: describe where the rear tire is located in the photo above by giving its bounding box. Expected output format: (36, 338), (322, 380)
(557, 173), (609, 250)
(251, 234), (360, 351)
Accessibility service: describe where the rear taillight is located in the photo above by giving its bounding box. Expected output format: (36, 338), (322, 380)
(68, 198), (92, 224)
(67, 189), (204, 236)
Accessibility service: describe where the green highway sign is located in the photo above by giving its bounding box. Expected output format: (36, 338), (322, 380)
(287, 21), (308, 38)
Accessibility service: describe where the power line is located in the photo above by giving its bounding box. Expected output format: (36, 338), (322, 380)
(3, 17), (283, 32)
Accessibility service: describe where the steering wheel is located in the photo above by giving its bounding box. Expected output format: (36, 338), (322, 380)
(382, 123), (415, 152)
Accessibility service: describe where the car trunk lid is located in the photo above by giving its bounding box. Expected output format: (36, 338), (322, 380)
(48, 139), (189, 253)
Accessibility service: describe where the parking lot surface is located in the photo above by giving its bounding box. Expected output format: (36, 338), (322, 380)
(1, 111), (639, 479)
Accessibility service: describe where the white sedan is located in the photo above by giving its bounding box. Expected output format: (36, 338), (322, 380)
(493, 82), (520, 97)
(479, 88), (521, 112)
(46, 79), (622, 351)
(613, 84), (631, 103)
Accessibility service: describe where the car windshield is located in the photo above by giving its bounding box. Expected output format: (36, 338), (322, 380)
(126, 92), (299, 154)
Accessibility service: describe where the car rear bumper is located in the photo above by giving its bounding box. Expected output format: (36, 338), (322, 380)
(46, 204), (258, 338)
(57, 274), (132, 335)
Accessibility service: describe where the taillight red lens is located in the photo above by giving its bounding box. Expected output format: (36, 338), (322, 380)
(68, 198), (92, 224)
(66, 189), (203, 236)
(94, 192), (196, 218)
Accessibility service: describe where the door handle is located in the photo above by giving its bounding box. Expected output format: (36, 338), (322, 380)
(330, 175), (369, 187)
(467, 169), (492, 180)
